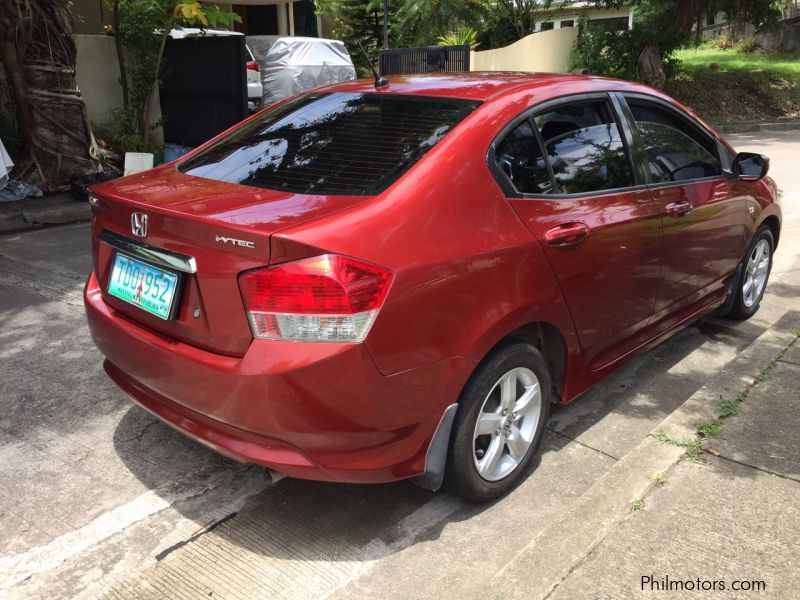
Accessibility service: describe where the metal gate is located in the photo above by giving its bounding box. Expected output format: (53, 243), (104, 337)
(159, 35), (248, 147)
(379, 45), (470, 76)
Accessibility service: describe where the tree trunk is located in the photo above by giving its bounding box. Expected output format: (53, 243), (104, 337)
(638, 42), (666, 89)
(0, 0), (100, 192)
(111, 0), (129, 109)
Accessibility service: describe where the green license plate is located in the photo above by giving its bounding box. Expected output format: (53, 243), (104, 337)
(108, 253), (180, 320)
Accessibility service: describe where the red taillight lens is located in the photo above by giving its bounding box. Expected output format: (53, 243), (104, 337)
(245, 60), (260, 71)
(239, 255), (393, 342)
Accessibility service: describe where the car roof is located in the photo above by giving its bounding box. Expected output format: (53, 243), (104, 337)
(321, 72), (659, 102)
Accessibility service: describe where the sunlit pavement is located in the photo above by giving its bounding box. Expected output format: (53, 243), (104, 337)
(1, 132), (798, 599)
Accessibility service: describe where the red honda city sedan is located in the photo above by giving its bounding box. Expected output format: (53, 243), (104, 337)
(85, 73), (781, 501)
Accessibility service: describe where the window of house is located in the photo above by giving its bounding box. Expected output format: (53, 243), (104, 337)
(494, 121), (552, 195)
(587, 16), (630, 31)
(626, 99), (721, 183)
(540, 21), (555, 31)
(560, 19), (575, 28)
(533, 101), (635, 195)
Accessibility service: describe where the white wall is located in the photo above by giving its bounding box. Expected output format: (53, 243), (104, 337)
(74, 35), (124, 126)
(74, 34), (163, 144)
(471, 28), (578, 74)
(535, 6), (632, 31)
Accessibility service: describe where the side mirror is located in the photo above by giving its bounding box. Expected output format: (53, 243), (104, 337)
(732, 152), (769, 182)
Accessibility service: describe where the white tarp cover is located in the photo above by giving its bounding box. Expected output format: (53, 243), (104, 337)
(0, 137), (13, 190)
(246, 36), (356, 107)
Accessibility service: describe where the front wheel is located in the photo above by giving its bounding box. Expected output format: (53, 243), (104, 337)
(726, 226), (774, 320)
(445, 342), (551, 502)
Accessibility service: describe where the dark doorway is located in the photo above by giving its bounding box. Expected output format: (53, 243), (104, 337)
(247, 5), (279, 35)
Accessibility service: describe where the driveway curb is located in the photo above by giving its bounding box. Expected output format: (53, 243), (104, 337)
(486, 312), (800, 599)
(0, 193), (89, 234)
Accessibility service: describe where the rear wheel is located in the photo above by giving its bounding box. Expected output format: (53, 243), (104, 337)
(445, 342), (550, 502)
(726, 226), (774, 320)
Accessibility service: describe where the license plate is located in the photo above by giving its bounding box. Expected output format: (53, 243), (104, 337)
(108, 253), (180, 320)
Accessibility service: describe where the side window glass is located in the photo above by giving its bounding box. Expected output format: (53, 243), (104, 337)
(494, 120), (552, 195)
(627, 100), (721, 183)
(533, 101), (635, 195)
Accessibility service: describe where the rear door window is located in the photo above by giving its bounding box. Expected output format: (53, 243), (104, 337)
(494, 121), (552, 195)
(534, 101), (635, 195)
(626, 98), (721, 183)
(179, 92), (480, 195)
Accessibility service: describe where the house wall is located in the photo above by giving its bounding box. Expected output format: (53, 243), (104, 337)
(703, 18), (800, 51)
(470, 27), (578, 74)
(74, 35), (124, 126)
(535, 6), (632, 31)
(74, 35), (163, 144)
(72, 0), (111, 35)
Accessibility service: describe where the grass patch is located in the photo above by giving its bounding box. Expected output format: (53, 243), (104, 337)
(649, 473), (666, 486)
(675, 47), (800, 78)
(666, 47), (800, 123)
(754, 358), (779, 383)
(697, 419), (723, 438)
(718, 394), (742, 419)
(792, 329), (800, 337)
(631, 499), (646, 513)
(654, 432), (704, 462)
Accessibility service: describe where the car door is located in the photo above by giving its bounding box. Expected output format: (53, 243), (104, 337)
(617, 93), (747, 334)
(492, 94), (662, 369)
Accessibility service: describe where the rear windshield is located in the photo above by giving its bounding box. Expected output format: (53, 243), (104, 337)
(179, 92), (480, 195)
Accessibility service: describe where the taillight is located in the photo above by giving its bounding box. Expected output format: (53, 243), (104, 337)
(239, 255), (393, 343)
(245, 60), (259, 72)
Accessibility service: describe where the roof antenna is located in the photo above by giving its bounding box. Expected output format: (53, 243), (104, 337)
(356, 41), (388, 89)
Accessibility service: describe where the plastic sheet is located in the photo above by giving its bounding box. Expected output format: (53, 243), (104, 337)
(0, 137), (13, 191)
(0, 180), (43, 203)
(246, 36), (356, 107)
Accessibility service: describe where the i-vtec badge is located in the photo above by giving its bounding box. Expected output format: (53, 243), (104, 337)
(215, 235), (255, 249)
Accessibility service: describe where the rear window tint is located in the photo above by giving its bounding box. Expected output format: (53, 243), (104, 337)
(179, 92), (480, 195)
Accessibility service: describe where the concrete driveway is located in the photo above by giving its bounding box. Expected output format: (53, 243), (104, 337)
(1, 132), (799, 599)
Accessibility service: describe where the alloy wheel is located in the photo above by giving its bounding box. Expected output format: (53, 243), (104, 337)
(742, 238), (770, 308)
(472, 367), (542, 482)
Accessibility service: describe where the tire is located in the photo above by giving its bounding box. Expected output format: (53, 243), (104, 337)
(726, 225), (774, 321)
(445, 341), (551, 502)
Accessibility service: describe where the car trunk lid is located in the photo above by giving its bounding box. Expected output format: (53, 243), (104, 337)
(90, 166), (364, 356)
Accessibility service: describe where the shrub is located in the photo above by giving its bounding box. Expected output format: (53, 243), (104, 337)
(570, 1), (685, 86)
(737, 37), (761, 53)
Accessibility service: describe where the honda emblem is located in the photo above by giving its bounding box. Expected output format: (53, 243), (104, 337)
(131, 212), (148, 238)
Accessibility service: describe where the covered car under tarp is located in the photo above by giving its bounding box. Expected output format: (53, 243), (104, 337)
(245, 36), (356, 108)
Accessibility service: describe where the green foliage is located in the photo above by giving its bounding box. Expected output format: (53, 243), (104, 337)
(697, 419), (722, 438)
(316, 0), (401, 76)
(437, 27), (479, 50)
(737, 36), (761, 53)
(654, 432), (704, 462)
(718, 0), (784, 33)
(575, 0), (783, 86)
(630, 499), (646, 512)
(570, 2), (683, 84)
(475, 0), (554, 49)
(718, 395), (742, 419)
(110, 0), (241, 152)
(393, 0), (487, 48)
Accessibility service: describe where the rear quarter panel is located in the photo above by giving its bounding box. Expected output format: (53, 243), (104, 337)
(270, 87), (583, 382)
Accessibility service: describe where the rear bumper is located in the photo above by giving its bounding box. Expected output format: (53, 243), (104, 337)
(85, 272), (474, 483)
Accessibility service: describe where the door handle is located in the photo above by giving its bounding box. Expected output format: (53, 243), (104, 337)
(665, 201), (693, 217)
(544, 222), (590, 247)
